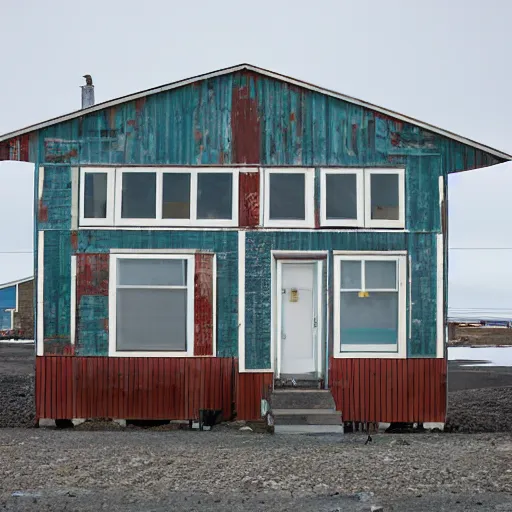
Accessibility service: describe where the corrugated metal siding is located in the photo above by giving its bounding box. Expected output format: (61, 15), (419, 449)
(36, 356), (237, 420)
(236, 372), (274, 421)
(329, 357), (447, 423)
(30, 69), (503, 375)
(244, 231), (438, 369)
(239, 171), (260, 227)
(41, 230), (238, 357)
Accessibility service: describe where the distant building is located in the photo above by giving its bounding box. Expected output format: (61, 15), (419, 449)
(0, 277), (34, 339)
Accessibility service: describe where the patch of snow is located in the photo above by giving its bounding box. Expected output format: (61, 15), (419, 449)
(0, 339), (34, 344)
(448, 346), (512, 367)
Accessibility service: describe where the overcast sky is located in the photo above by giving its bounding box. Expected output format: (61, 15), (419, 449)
(0, 0), (511, 316)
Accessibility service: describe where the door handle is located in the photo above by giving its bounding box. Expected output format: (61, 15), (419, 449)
(282, 332), (287, 340)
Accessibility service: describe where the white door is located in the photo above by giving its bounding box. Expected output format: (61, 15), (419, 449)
(279, 262), (318, 376)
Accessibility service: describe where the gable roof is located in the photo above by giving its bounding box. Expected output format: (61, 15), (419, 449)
(1, 63), (510, 161)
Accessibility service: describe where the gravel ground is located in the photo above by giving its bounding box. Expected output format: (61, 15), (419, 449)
(446, 386), (512, 433)
(0, 375), (34, 428)
(1, 429), (512, 511)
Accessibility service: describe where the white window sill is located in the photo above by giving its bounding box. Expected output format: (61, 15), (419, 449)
(108, 350), (195, 358)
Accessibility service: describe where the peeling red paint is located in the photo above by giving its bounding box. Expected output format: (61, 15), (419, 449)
(391, 132), (401, 147)
(239, 172), (260, 227)
(103, 318), (109, 332)
(194, 253), (214, 356)
(70, 231), (78, 251)
(43, 339), (74, 356)
(76, 254), (109, 303)
(38, 201), (48, 222)
(231, 72), (261, 164)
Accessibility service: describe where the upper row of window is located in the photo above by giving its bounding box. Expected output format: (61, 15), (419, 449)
(80, 167), (405, 229)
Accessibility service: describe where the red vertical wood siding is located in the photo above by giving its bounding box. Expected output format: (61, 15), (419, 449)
(239, 171), (260, 227)
(236, 372), (274, 421)
(329, 357), (447, 423)
(36, 356), (237, 420)
(194, 253), (214, 356)
(231, 72), (261, 164)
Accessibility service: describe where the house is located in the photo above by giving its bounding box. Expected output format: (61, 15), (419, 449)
(0, 64), (510, 427)
(0, 277), (34, 340)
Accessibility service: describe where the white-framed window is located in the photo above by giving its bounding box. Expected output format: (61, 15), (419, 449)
(108, 253), (195, 357)
(364, 168), (405, 229)
(333, 252), (407, 358)
(320, 169), (364, 227)
(320, 168), (405, 229)
(79, 168), (115, 226)
(262, 168), (315, 228)
(79, 167), (239, 227)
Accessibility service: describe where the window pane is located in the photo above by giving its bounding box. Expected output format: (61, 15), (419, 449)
(118, 259), (187, 286)
(84, 173), (107, 218)
(340, 292), (398, 347)
(371, 173), (399, 220)
(365, 261), (397, 289)
(116, 288), (187, 351)
(0, 309), (11, 330)
(121, 172), (156, 219)
(197, 173), (233, 220)
(162, 173), (191, 219)
(326, 174), (357, 220)
(269, 173), (305, 220)
(340, 261), (361, 289)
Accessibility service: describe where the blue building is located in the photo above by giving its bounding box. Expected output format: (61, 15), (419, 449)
(0, 277), (34, 339)
(0, 64), (509, 424)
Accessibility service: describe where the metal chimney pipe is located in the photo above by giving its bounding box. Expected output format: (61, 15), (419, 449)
(81, 75), (95, 109)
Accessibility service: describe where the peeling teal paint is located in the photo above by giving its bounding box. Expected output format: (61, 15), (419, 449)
(32, 69), (504, 362)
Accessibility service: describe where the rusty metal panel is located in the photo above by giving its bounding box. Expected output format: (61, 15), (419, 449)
(231, 72), (261, 164)
(329, 357), (447, 423)
(239, 171), (260, 227)
(194, 253), (214, 356)
(35, 356), (238, 421)
(236, 372), (274, 421)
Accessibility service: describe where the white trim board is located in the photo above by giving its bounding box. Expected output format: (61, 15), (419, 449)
(1, 64), (510, 162)
(36, 232), (44, 356)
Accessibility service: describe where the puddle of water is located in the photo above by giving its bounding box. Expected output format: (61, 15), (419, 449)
(448, 346), (512, 367)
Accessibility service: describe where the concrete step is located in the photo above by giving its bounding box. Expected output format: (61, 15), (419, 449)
(274, 425), (344, 435)
(271, 389), (336, 410)
(273, 408), (342, 425)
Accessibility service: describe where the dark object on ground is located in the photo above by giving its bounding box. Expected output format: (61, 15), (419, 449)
(55, 419), (74, 429)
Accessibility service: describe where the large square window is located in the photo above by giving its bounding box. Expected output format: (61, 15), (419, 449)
(110, 255), (194, 355)
(263, 168), (314, 227)
(334, 254), (406, 357)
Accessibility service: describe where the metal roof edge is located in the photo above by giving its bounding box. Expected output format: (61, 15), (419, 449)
(0, 276), (34, 290)
(1, 62), (510, 162)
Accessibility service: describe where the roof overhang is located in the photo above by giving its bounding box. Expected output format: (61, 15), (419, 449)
(0, 63), (510, 161)
(0, 276), (34, 290)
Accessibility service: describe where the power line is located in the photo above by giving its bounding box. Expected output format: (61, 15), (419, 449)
(449, 247), (512, 250)
(0, 251), (32, 254)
